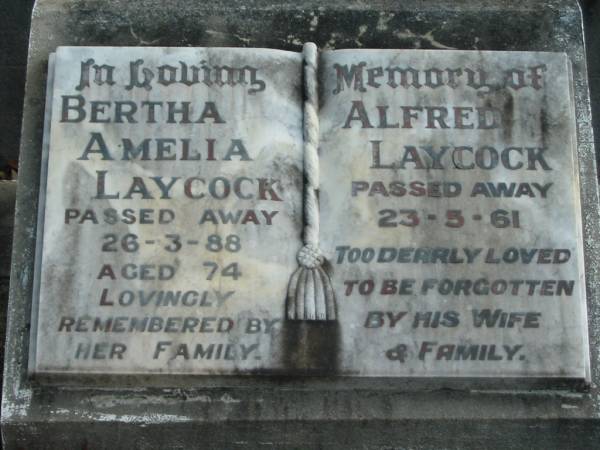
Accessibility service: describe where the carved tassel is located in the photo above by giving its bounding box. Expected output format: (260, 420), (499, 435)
(287, 245), (336, 321)
(286, 43), (337, 322)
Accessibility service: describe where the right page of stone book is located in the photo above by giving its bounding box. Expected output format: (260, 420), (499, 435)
(318, 49), (590, 381)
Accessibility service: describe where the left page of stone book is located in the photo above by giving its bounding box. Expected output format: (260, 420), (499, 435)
(29, 46), (304, 376)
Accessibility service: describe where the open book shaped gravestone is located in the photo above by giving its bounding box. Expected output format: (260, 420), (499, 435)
(29, 45), (590, 385)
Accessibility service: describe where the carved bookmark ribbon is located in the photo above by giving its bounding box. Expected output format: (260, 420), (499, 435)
(286, 43), (337, 321)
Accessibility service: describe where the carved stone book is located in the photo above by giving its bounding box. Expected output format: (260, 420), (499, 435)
(29, 45), (589, 385)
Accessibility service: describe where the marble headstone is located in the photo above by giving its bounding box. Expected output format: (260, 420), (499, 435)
(5, 1), (600, 449)
(30, 46), (589, 383)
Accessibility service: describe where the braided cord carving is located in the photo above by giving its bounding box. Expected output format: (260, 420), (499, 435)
(286, 43), (337, 321)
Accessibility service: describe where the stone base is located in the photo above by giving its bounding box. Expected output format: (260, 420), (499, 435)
(4, 390), (600, 449)
(2, 1), (600, 448)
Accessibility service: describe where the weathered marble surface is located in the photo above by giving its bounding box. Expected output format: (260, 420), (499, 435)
(319, 49), (589, 380)
(31, 46), (304, 374)
(32, 46), (589, 382)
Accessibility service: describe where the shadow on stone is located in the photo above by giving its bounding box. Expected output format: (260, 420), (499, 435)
(280, 320), (341, 375)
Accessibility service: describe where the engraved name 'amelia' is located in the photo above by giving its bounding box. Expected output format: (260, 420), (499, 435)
(75, 58), (267, 94)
